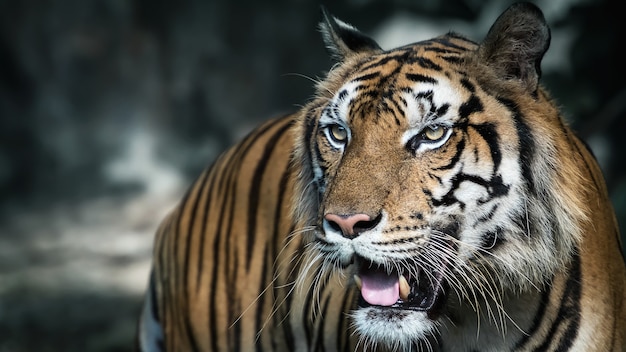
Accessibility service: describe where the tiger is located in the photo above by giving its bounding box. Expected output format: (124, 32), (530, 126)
(137, 2), (626, 351)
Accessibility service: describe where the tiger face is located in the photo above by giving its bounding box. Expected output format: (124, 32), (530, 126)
(294, 3), (587, 349)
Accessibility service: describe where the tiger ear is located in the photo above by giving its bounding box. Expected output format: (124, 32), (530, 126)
(477, 2), (551, 92)
(319, 6), (382, 62)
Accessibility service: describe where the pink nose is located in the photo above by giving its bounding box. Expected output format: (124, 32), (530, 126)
(324, 213), (379, 238)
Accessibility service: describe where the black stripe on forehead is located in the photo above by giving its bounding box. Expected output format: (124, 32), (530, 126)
(406, 73), (437, 84)
(458, 95), (484, 122)
(406, 56), (443, 71)
(439, 55), (463, 64)
(425, 35), (475, 51)
(358, 51), (411, 72)
(408, 89), (451, 118)
(352, 72), (381, 82)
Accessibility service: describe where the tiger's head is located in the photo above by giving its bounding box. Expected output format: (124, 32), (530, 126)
(293, 2), (588, 349)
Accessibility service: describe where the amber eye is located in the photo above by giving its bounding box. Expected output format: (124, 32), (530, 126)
(328, 124), (348, 144)
(423, 125), (446, 141)
(406, 124), (452, 154)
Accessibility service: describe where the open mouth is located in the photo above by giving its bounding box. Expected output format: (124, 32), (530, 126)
(354, 259), (448, 319)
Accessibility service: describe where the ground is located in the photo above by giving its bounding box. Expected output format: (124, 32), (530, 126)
(0, 188), (182, 352)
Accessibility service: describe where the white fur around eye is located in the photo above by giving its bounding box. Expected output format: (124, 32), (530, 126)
(323, 123), (350, 149)
(402, 125), (453, 154)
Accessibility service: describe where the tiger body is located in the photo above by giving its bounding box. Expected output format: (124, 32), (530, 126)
(138, 3), (626, 351)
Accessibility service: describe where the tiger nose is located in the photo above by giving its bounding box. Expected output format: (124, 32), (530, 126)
(324, 213), (381, 238)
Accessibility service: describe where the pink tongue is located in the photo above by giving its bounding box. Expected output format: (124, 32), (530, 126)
(360, 271), (400, 306)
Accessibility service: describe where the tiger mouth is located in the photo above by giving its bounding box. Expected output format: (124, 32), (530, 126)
(354, 259), (448, 319)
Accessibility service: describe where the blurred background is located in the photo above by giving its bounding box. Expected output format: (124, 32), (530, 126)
(0, 0), (623, 350)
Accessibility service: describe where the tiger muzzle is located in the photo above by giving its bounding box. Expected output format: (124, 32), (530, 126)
(354, 256), (450, 319)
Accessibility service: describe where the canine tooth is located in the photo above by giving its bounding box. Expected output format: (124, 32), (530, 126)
(354, 275), (362, 290)
(399, 275), (410, 301)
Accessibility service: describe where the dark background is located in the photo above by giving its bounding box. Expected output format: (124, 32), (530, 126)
(0, 0), (623, 351)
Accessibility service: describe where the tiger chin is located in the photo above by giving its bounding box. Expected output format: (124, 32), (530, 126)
(138, 2), (626, 352)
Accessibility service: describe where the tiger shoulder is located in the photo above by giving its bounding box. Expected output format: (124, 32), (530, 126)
(137, 2), (626, 351)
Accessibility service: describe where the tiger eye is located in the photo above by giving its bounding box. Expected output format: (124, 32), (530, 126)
(329, 125), (348, 143)
(424, 125), (445, 141)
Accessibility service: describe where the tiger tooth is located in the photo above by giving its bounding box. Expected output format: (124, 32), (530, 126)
(354, 275), (362, 290)
(399, 275), (410, 301)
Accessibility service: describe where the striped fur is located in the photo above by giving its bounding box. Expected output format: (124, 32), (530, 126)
(138, 3), (626, 351)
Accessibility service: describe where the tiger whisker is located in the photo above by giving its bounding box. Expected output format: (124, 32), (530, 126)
(425, 231), (527, 337)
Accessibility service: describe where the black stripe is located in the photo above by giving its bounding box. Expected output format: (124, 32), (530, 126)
(207, 132), (262, 348)
(280, 224), (301, 348)
(219, 118), (290, 348)
(172, 186), (195, 350)
(377, 99), (395, 115)
(303, 267), (331, 351)
(337, 291), (356, 351)
(336, 89), (348, 101)
(313, 296), (332, 351)
(424, 47), (459, 55)
(433, 171), (510, 209)
(497, 97), (536, 194)
(471, 123), (501, 172)
(351, 72), (380, 82)
(414, 90), (434, 100)
(358, 52), (409, 72)
(301, 266), (323, 346)
(304, 109), (318, 143)
(435, 135), (465, 170)
(436, 103), (450, 117)
(304, 109), (321, 182)
(185, 170), (211, 291)
(182, 171), (210, 351)
(458, 95), (483, 121)
(534, 252), (582, 351)
(553, 252), (582, 351)
(217, 149), (248, 348)
(474, 204), (498, 223)
(405, 72), (437, 84)
(196, 167), (217, 290)
(230, 255), (241, 350)
(427, 37), (470, 51)
(514, 282), (551, 350)
(254, 246), (270, 352)
(460, 77), (475, 93)
(246, 121), (293, 271)
(406, 56), (442, 71)
(272, 160), (296, 350)
(383, 95), (406, 124)
(264, 175), (294, 349)
(439, 55), (462, 63)
(313, 137), (327, 177)
(208, 157), (235, 350)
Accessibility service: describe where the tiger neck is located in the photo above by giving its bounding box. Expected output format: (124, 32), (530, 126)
(439, 253), (581, 351)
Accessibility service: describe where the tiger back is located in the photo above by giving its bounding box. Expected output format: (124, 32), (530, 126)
(138, 2), (626, 351)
